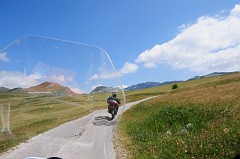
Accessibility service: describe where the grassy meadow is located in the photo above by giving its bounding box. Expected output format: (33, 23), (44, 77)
(119, 73), (240, 158)
(0, 72), (239, 158)
(0, 92), (111, 153)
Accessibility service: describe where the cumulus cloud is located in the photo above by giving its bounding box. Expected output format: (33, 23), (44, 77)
(116, 85), (128, 89)
(136, 4), (240, 73)
(0, 71), (38, 89)
(0, 70), (85, 94)
(0, 52), (10, 62)
(119, 62), (139, 75)
(90, 72), (116, 80)
(50, 74), (66, 83)
(90, 62), (139, 80)
(69, 87), (83, 94)
(91, 84), (104, 90)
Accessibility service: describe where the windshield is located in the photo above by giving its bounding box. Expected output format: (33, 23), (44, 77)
(0, 35), (125, 159)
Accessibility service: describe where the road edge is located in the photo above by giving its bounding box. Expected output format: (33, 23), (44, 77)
(113, 96), (158, 159)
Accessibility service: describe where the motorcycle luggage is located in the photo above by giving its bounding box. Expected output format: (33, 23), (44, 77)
(107, 98), (118, 105)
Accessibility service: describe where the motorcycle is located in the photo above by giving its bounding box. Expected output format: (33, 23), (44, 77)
(107, 97), (121, 120)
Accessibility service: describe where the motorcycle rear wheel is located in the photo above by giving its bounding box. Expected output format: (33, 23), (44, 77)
(111, 110), (115, 120)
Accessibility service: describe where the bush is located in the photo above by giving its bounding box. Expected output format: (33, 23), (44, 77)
(172, 83), (178, 90)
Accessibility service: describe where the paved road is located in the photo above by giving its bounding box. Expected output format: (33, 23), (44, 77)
(0, 97), (156, 159)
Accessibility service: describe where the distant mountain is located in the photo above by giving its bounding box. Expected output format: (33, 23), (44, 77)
(0, 87), (27, 94)
(0, 87), (10, 93)
(91, 86), (121, 93)
(8, 87), (28, 94)
(124, 81), (181, 91)
(188, 72), (238, 80)
(28, 81), (75, 95)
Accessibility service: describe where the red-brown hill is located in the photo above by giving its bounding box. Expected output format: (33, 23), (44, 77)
(28, 81), (75, 95)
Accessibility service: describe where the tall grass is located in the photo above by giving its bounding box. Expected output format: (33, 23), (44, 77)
(0, 93), (109, 153)
(119, 73), (240, 158)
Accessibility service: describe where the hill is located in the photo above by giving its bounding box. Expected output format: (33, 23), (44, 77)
(125, 72), (238, 91)
(119, 72), (240, 159)
(124, 81), (181, 91)
(188, 71), (238, 80)
(91, 86), (120, 93)
(0, 87), (10, 93)
(0, 87), (27, 94)
(28, 81), (75, 96)
(8, 87), (28, 94)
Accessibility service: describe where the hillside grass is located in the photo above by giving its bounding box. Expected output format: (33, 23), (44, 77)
(119, 72), (240, 159)
(124, 73), (238, 103)
(0, 92), (111, 153)
(124, 85), (170, 103)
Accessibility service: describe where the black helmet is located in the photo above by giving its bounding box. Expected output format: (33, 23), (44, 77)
(112, 92), (116, 97)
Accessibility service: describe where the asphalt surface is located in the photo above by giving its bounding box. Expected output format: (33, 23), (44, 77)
(0, 97), (156, 159)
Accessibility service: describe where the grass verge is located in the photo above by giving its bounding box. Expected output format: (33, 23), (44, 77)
(119, 73), (240, 158)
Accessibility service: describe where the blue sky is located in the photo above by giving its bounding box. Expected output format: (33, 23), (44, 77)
(1, 0), (240, 89)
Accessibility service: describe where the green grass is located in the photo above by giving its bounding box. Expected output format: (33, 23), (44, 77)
(119, 72), (240, 159)
(0, 92), (111, 153)
(124, 73), (240, 103)
(124, 85), (171, 103)
(1, 73), (239, 156)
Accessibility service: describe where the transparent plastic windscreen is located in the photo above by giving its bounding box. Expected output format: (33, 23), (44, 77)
(0, 35), (125, 159)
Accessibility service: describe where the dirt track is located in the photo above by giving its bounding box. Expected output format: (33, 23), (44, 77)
(0, 97), (155, 159)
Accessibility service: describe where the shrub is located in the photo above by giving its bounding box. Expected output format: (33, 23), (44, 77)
(172, 83), (178, 90)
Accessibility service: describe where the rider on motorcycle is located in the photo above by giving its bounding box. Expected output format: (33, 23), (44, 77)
(107, 92), (121, 113)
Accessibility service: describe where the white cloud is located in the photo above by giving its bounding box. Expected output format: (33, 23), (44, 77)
(0, 70), (85, 94)
(70, 87), (83, 94)
(91, 84), (103, 90)
(231, 4), (240, 16)
(119, 62), (139, 75)
(0, 71), (38, 89)
(0, 52), (10, 62)
(136, 4), (240, 73)
(90, 72), (116, 80)
(90, 62), (139, 80)
(33, 61), (76, 83)
(50, 74), (66, 83)
(116, 85), (128, 89)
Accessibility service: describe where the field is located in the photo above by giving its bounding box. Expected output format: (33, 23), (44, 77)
(0, 92), (112, 153)
(118, 73), (240, 158)
(1, 73), (239, 158)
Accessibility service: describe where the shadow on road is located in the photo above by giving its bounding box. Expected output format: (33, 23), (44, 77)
(93, 116), (117, 126)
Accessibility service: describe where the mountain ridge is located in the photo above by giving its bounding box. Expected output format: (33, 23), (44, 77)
(124, 81), (181, 91)
(1, 72), (238, 94)
(124, 71), (238, 91)
(188, 71), (239, 80)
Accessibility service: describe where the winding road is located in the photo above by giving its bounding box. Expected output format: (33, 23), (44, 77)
(0, 97), (155, 159)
